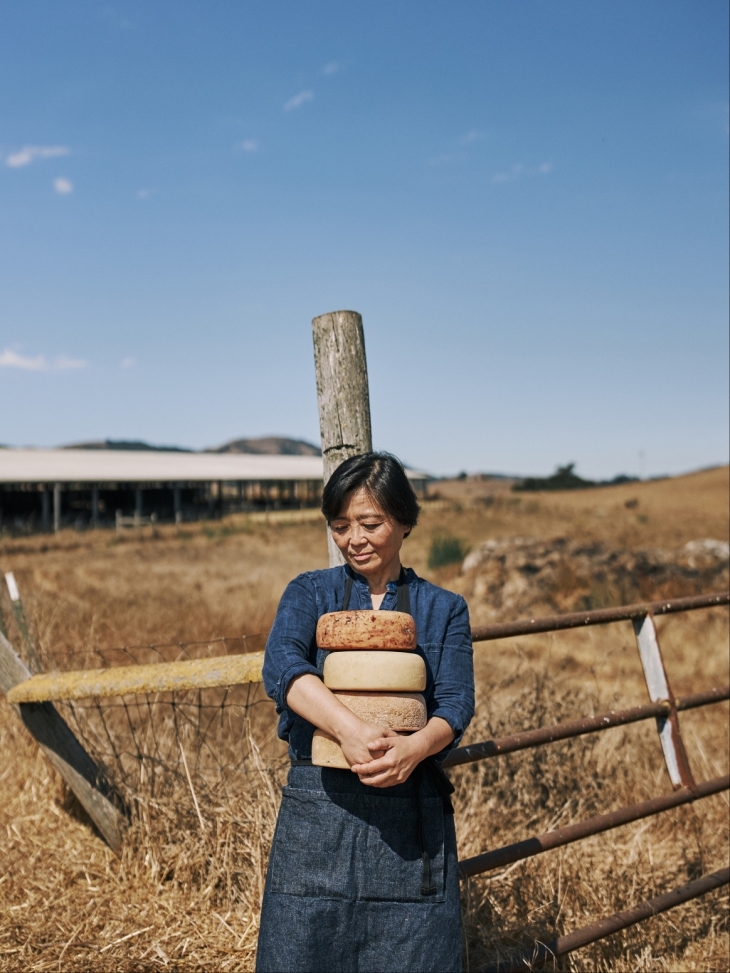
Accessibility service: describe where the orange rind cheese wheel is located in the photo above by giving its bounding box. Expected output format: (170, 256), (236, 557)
(323, 650), (426, 692)
(316, 610), (417, 650)
(312, 728), (409, 770)
(334, 691), (427, 731)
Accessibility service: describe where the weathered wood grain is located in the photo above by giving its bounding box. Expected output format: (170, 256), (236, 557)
(312, 310), (373, 566)
(7, 651), (266, 704)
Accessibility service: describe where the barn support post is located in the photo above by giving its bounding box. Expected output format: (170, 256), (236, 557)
(312, 310), (373, 566)
(135, 486), (143, 523)
(41, 486), (50, 531)
(53, 483), (61, 532)
(173, 484), (182, 523)
(0, 630), (125, 852)
(91, 484), (99, 528)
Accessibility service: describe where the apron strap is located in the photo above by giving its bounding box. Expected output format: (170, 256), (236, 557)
(396, 569), (411, 614)
(341, 574), (354, 611)
(417, 758), (455, 896)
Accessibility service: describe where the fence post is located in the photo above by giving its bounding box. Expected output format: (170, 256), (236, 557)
(312, 310), (373, 566)
(632, 612), (695, 789)
(5, 572), (43, 674)
(0, 630), (124, 852)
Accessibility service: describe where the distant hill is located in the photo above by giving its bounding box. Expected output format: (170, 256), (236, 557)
(59, 436), (321, 456)
(208, 437), (321, 456)
(62, 439), (192, 452)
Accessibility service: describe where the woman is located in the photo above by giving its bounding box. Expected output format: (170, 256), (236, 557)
(257, 453), (474, 973)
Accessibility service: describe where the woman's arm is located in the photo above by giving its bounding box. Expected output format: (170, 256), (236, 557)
(286, 673), (397, 766)
(349, 717), (454, 788)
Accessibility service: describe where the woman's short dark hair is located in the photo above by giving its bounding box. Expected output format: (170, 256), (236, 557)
(321, 452), (421, 532)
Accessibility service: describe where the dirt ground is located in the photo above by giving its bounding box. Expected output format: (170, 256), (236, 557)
(0, 466), (727, 971)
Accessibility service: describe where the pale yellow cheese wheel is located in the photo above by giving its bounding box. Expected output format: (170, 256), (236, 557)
(311, 729), (408, 770)
(316, 610), (416, 650)
(323, 650), (426, 692)
(334, 691), (427, 731)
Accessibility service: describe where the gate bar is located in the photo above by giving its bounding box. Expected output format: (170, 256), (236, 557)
(459, 774), (729, 878)
(471, 591), (729, 643)
(443, 686), (729, 768)
(482, 867), (730, 972)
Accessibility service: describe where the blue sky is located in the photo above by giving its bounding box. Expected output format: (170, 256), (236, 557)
(1, 1), (727, 478)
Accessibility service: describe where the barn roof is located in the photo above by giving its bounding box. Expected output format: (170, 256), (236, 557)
(0, 450), (430, 485)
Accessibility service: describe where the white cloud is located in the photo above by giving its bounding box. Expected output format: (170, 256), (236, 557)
(491, 162), (553, 184)
(136, 188), (154, 200)
(322, 62), (341, 75)
(0, 349), (47, 371)
(0, 349), (87, 371)
(284, 90), (314, 112)
(239, 139), (259, 152)
(120, 357), (136, 368)
(460, 129), (483, 145)
(6, 145), (70, 168)
(55, 354), (86, 370)
(53, 176), (73, 195)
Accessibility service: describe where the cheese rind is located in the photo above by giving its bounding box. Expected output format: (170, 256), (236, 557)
(311, 730), (351, 769)
(316, 610), (417, 650)
(311, 729), (408, 770)
(334, 691), (427, 730)
(323, 650), (426, 692)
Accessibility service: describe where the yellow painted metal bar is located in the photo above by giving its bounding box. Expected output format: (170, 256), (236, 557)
(6, 651), (265, 704)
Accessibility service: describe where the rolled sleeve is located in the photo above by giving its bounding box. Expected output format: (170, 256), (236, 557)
(427, 595), (475, 749)
(262, 575), (321, 712)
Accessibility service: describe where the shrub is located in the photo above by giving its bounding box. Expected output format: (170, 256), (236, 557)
(427, 534), (469, 570)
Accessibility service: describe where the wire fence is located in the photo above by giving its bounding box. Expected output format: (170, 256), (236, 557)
(51, 635), (284, 809)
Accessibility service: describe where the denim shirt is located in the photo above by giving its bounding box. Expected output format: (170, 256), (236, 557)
(262, 564), (475, 761)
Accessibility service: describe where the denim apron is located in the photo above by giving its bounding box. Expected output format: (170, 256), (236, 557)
(255, 575), (463, 973)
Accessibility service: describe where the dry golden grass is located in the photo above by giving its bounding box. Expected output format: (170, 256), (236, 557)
(0, 468), (728, 971)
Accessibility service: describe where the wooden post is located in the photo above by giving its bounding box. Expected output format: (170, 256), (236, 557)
(0, 630), (125, 853)
(312, 310), (373, 566)
(5, 572), (43, 673)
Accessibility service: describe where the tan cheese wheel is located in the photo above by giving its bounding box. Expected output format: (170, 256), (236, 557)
(316, 610), (416, 650)
(323, 650), (426, 692)
(311, 729), (408, 770)
(334, 691), (427, 731)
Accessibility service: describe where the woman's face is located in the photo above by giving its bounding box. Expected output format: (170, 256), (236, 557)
(330, 487), (409, 581)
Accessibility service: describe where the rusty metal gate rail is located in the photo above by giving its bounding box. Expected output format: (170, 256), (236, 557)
(444, 590), (730, 971)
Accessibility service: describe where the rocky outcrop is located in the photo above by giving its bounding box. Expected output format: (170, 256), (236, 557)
(459, 537), (729, 620)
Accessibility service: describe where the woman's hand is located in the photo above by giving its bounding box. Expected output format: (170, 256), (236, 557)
(350, 733), (424, 787)
(286, 674), (399, 767)
(339, 722), (398, 767)
(351, 716), (456, 788)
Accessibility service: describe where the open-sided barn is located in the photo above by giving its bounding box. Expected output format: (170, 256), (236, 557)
(0, 450), (430, 532)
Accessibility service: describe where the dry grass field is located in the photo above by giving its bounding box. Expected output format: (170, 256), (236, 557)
(0, 466), (728, 971)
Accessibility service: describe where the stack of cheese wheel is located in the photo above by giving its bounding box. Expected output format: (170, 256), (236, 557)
(311, 610), (427, 769)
